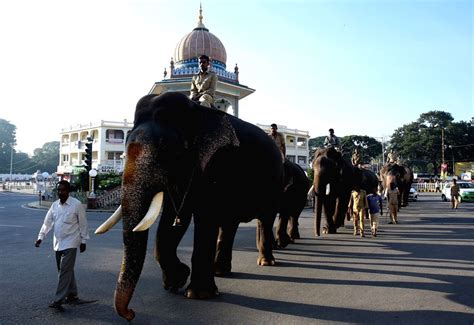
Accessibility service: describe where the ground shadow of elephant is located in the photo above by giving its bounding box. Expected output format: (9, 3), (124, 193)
(312, 148), (379, 236)
(95, 92), (284, 321)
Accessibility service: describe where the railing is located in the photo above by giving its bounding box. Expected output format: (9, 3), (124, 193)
(412, 183), (447, 192)
(96, 186), (121, 209)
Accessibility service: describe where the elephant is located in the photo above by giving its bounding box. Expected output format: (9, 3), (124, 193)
(95, 92), (284, 321)
(213, 159), (310, 277)
(380, 163), (414, 208)
(275, 159), (311, 248)
(312, 148), (379, 236)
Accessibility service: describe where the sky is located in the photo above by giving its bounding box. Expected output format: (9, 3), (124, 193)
(0, 0), (472, 155)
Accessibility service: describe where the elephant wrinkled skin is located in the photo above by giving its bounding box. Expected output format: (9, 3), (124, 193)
(96, 92), (284, 320)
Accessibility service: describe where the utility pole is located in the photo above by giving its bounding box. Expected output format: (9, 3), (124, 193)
(9, 145), (14, 190)
(441, 128), (445, 164)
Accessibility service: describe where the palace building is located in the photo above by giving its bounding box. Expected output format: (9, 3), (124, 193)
(56, 6), (309, 175)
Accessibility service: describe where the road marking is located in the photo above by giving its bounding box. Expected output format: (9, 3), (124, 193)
(0, 224), (24, 228)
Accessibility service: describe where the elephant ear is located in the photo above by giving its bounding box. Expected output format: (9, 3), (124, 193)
(197, 110), (240, 171)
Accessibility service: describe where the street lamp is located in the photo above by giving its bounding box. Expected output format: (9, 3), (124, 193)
(2, 143), (15, 190)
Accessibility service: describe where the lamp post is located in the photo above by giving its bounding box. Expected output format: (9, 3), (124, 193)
(448, 145), (455, 176)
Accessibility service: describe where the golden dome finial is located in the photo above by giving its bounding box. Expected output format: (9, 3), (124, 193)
(197, 3), (205, 28)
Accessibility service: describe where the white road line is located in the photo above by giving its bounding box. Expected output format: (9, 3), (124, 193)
(0, 224), (24, 228)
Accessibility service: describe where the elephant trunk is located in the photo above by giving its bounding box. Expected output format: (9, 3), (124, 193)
(115, 230), (148, 321)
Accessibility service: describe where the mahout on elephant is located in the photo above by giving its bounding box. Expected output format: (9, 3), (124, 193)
(311, 147), (379, 236)
(95, 92), (284, 321)
(213, 159), (310, 277)
(380, 163), (413, 209)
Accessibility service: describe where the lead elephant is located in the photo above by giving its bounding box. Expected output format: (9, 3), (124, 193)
(380, 163), (413, 208)
(95, 92), (284, 321)
(312, 148), (379, 236)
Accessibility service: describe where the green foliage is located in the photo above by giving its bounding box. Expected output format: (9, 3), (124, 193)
(97, 172), (122, 191)
(340, 135), (382, 163)
(31, 141), (60, 173)
(390, 110), (474, 174)
(0, 119), (16, 173)
(0, 119), (60, 174)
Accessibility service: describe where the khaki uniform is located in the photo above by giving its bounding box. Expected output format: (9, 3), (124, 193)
(348, 189), (368, 237)
(351, 152), (362, 166)
(269, 131), (286, 160)
(450, 184), (460, 209)
(190, 70), (217, 108)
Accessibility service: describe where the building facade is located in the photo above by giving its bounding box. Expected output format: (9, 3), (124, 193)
(57, 120), (132, 175)
(257, 124), (310, 169)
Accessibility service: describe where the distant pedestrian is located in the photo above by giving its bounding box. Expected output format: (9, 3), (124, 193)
(384, 182), (400, 224)
(435, 180), (440, 193)
(450, 178), (460, 209)
(367, 190), (383, 237)
(348, 185), (368, 237)
(35, 180), (89, 311)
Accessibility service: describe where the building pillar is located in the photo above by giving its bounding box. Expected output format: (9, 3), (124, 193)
(233, 98), (239, 118)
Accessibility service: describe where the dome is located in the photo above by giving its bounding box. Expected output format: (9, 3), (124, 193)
(174, 7), (227, 66)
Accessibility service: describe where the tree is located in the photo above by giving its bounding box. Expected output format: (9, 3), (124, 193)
(340, 135), (382, 163)
(390, 110), (474, 174)
(31, 141), (60, 174)
(308, 136), (325, 159)
(0, 119), (17, 173)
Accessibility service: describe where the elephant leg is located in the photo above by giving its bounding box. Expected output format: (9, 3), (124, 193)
(155, 205), (192, 293)
(276, 212), (292, 248)
(256, 217), (276, 266)
(324, 198), (337, 234)
(288, 215), (300, 240)
(214, 222), (239, 277)
(314, 196), (323, 237)
(185, 215), (219, 299)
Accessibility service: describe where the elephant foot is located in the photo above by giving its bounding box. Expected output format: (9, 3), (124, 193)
(185, 284), (219, 299)
(290, 230), (300, 240)
(214, 263), (232, 277)
(322, 227), (329, 234)
(276, 234), (292, 249)
(163, 262), (190, 292)
(257, 256), (276, 266)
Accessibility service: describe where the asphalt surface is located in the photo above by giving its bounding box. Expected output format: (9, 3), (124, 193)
(0, 191), (473, 324)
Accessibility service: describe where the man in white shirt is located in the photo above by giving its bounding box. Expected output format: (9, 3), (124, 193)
(35, 180), (89, 311)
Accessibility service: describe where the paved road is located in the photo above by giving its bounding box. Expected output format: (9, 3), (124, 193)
(0, 191), (473, 324)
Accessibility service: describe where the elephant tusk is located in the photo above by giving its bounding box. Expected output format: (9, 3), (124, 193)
(133, 192), (164, 232)
(326, 184), (331, 195)
(95, 205), (123, 235)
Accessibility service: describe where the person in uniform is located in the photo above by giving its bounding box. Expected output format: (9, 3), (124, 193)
(351, 147), (363, 167)
(450, 178), (461, 209)
(268, 123), (286, 160)
(323, 128), (340, 150)
(348, 185), (369, 237)
(190, 54), (217, 108)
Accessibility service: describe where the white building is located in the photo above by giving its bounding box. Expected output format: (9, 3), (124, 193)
(57, 119), (132, 175)
(257, 124), (310, 169)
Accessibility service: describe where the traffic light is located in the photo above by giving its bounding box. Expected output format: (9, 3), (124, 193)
(84, 141), (93, 172)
